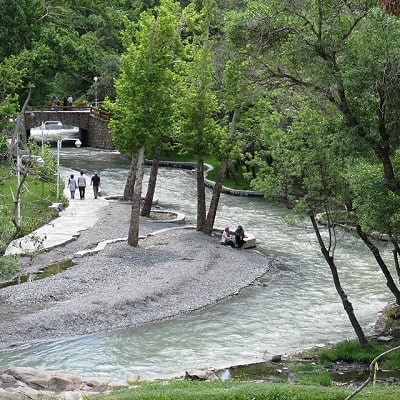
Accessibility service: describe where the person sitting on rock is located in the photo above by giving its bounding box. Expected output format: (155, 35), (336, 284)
(221, 226), (235, 248)
(234, 225), (246, 249)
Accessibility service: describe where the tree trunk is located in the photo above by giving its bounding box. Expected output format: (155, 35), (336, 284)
(393, 250), (400, 284)
(9, 89), (31, 162)
(196, 155), (206, 231)
(123, 157), (137, 200)
(203, 161), (228, 234)
(391, 240), (400, 283)
(357, 225), (400, 305)
(203, 108), (239, 234)
(310, 215), (369, 345)
(128, 146), (145, 247)
(141, 150), (160, 217)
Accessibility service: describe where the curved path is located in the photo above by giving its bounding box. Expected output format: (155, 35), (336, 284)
(6, 168), (109, 256)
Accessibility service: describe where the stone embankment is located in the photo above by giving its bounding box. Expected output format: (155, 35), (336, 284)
(0, 365), (225, 400)
(0, 366), (136, 400)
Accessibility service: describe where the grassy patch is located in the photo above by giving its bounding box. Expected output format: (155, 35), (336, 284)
(207, 164), (252, 191)
(318, 339), (400, 369)
(0, 163), (57, 237)
(93, 379), (400, 400)
(91, 339), (400, 399)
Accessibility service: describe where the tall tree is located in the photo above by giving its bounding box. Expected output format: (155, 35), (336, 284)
(252, 106), (369, 344)
(175, 0), (219, 231)
(109, 0), (182, 246)
(219, 0), (400, 342)
(203, 58), (245, 234)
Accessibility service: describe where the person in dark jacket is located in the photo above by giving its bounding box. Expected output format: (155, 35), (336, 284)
(234, 225), (245, 248)
(91, 172), (100, 199)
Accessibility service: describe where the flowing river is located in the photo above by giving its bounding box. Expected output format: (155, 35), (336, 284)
(0, 148), (394, 379)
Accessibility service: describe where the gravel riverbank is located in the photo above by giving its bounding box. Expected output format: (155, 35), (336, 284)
(0, 200), (271, 349)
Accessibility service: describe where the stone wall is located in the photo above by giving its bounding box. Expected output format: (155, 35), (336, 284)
(87, 114), (114, 149)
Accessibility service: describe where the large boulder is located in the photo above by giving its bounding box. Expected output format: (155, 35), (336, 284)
(185, 368), (219, 381)
(0, 367), (132, 399)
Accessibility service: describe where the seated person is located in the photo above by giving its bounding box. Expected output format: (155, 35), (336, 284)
(221, 226), (235, 248)
(234, 225), (246, 248)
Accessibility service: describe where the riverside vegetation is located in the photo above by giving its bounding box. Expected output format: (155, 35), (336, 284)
(91, 339), (400, 400)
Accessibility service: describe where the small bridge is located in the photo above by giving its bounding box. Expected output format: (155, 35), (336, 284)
(24, 107), (114, 149)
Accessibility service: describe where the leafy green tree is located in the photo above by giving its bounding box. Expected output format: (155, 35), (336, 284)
(109, 0), (183, 246)
(0, 0), (44, 60)
(203, 57), (248, 234)
(252, 105), (369, 344)
(221, 0), (400, 342)
(235, 0), (400, 298)
(0, 137), (56, 278)
(174, 0), (220, 231)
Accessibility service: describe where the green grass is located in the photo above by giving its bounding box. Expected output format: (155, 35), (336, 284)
(208, 164), (252, 191)
(93, 379), (400, 400)
(0, 163), (58, 237)
(91, 338), (400, 400)
(319, 340), (400, 369)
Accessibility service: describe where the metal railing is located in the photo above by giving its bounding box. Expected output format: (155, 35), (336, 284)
(25, 105), (111, 121)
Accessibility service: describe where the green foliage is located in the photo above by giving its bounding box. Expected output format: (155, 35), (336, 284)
(0, 54), (28, 129)
(347, 156), (400, 237)
(319, 341), (385, 365)
(110, 0), (182, 156)
(229, 1), (400, 236)
(0, 254), (20, 280)
(0, 133), (8, 155)
(173, 0), (223, 161)
(0, 0), (45, 59)
(0, 141), (57, 264)
(0, 0), (135, 106)
(251, 106), (349, 215)
(1, 166), (55, 234)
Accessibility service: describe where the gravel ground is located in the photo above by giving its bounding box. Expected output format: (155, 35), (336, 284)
(0, 200), (271, 349)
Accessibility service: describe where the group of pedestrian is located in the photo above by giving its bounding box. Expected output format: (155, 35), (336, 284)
(67, 171), (100, 200)
(221, 225), (246, 249)
(53, 96), (73, 110)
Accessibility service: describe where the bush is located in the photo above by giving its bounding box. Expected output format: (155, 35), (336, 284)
(0, 254), (20, 280)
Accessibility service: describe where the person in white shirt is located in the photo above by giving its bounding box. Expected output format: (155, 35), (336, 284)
(221, 226), (235, 248)
(67, 95), (73, 107)
(77, 170), (87, 199)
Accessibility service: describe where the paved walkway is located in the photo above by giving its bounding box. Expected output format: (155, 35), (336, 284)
(6, 168), (107, 256)
(5, 166), (256, 256)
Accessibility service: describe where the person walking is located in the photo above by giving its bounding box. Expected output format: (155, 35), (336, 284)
(67, 174), (77, 199)
(77, 170), (87, 200)
(67, 95), (73, 108)
(91, 171), (100, 199)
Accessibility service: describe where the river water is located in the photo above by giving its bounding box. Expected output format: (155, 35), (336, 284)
(0, 148), (394, 379)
